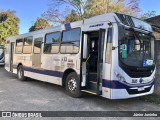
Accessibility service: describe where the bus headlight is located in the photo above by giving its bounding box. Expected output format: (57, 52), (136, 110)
(115, 72), (126, 83)
(119, 76), (126, 83)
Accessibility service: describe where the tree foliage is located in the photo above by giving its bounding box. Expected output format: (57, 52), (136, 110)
(42, 0), (140, 24)
(29, 18), (50, 32)
(0, 10), (19, 45)
(85, 0), (140, 17)
(65, 10), (81, 23)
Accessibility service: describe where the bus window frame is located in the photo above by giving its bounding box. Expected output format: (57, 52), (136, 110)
(15, 38), (24, 54)
(44, 31), (61, 54)
(33, 37), (43, 54)
(60, 27), (81, 54)
(23, 36), (33, 54)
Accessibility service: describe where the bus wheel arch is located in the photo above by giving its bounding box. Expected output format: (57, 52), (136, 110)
(62, 69), (81, 98)
(17, 63), (23, 70)
(17, 63), (26, 81)
(62, 68), (77, 87)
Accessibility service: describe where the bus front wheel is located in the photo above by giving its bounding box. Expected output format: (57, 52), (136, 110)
(66, 72), (81, 98)
(17, 65), (26, 81)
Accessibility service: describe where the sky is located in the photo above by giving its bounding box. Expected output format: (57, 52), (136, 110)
(0, 0), (160, 34)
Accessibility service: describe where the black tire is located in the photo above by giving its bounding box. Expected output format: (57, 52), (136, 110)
(17, 65), (26, 81)
(65, 72), (81, 98)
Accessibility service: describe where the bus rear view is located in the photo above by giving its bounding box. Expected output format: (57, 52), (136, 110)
(0, 45), (4, 65)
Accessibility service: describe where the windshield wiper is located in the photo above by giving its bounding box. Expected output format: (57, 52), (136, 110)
(129, 28), (143, 54)
(129, 28), (145, 66)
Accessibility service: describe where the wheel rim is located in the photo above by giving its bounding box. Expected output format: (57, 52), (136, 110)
(18, 68), (23, 79)
(68, 78), (77, 92)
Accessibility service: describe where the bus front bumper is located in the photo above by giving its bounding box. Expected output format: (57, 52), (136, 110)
(111, 85), (154, 99)
(102, 79), (155, 99)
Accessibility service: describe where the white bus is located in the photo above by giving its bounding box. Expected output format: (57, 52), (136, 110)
(0, 45), (4, 65)
(5, 13), (156, 99)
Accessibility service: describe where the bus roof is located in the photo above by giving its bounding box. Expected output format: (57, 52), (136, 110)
(7, 12), (152, 40)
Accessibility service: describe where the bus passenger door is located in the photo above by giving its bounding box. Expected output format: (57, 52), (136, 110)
(97, 29), (106, 94)
(10, 42), (14, 72)
(80, 32), (89, 87)
(32, 38), (43, 68)
(81, 29), (106, 95)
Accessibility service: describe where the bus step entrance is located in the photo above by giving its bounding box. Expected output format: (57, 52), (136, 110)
(81, 89), (97, 95)
(82, 73), (102, 95)
(88, 73), (97, 82)
(82, 86), (102, 95)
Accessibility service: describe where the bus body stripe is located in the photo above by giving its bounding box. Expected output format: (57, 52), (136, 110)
(13, 65), (63, 78)
(12, 65), (154, 89)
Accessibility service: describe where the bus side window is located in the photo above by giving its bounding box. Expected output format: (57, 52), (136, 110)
(105, 28), (113, 64)
(44, 32), (61, 54)
(15, 39), (24, 54)
(34, 38), (43, 54)
(60, 28), (81, 54)
(23, 36), (33, 54)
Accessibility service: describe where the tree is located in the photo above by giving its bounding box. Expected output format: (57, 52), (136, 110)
(85, 0), (140, 17)
(42, 0), (140, 24)
(0, 10), (19, 45)
(29, 18), (50, 32)
(64, 10), (80, 23)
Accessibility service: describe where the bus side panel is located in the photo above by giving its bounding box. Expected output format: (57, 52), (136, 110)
(60, 54), (80, 75)
(102, 63), (111, 99)
(24, 71), (61, 85)
(21, 54), (32, 68)
(5, 53), (10, 72)
(12, 57), (32, 75)
(5, 43), (13, 72)
(12, 54), (22, 74)
(14, 53), (62, 85)
(41, 54), (62, 85)
(13, 55), (32, 73)
(41, 53), (80, 86)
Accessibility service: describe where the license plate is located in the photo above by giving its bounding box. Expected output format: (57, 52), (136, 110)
(138, 87), (145, 91)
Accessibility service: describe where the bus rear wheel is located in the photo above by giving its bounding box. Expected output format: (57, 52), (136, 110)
(17, 65), (26, 81)
(66, 72), (81, 98)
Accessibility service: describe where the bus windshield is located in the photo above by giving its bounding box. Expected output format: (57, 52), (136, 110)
(119, 29), (154, 67)
(0, 48), (4, 60)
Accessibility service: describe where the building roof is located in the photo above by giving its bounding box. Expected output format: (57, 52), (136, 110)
(146, 15), (160, 40)
(146, 15), (160, 28)
(146, 15), (160, 33)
